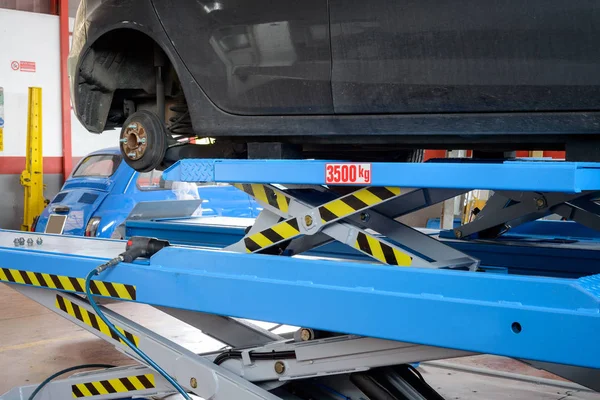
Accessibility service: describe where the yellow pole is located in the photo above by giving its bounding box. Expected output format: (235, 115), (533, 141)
(20, 87), (45, 231)
(0, 87), (4, 152)
(530, 150), (545, 158)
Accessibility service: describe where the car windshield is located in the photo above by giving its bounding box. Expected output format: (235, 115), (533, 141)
(72, 154), (121, 177)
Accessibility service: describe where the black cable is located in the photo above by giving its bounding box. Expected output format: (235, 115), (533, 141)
(214, 349), (296, 365)
(252, 351), (296, 360)
(213, 350), (242, 365)
(407, 364), (424, 382)
(28, 364), (115, 400)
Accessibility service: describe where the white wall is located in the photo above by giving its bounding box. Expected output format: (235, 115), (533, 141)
(0, 9), (118, 158)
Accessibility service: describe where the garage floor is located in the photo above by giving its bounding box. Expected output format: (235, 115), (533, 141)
(0, 283), (598, 399)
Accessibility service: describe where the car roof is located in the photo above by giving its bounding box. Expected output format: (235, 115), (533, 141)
(86, 147), (121, 156)
(71, 147), (127, 179)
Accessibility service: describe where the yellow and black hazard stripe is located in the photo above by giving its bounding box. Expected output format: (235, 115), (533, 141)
(319, 187), (401, 223)
(354, 232), (412, 266)
(0, 268), (136, 300)
(56, 294), (140, 347)
(244, 218), (300, 253)
(72, 374), (155, 397)
(234, 183), (291, 214)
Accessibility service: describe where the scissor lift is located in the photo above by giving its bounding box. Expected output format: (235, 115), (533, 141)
(1, 159), (600, 399)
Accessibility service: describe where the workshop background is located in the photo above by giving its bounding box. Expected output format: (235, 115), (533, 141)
(0, 2), (117, 230)
(0, 3), (597, 399)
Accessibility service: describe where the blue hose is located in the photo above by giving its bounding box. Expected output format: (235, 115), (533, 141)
(315, 383), (351, 399)
(29, 364), (115, 400)
(85, 268), (191, 400)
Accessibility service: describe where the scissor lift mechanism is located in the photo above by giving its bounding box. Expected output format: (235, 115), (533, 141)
(1, 159), (600, 399)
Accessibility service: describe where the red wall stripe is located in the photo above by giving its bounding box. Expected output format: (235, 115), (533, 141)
(544, 151), (565, 159)
(516, 151), (529, 158)
(0, 157), (82, 175)
(423, 150), (446, 161)
(59, 0), (73, 179)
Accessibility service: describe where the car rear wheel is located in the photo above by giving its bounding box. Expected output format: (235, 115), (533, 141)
(120, 110), (168, 172)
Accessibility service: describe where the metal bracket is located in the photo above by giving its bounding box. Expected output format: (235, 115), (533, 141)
(451, 191), (600, 240)
(216, 335), (472, 382)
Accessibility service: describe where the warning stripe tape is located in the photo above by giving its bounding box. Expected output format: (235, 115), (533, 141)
(242, 186), (402, 253)
(55, 294), (140, 347)
(234, 183), (291, 214)
(319, 187), (401, 223)
(0, 268), (136, 300)
(72, 374), (155, 397)
(244, 218), (300, 253)
(354, 232), (412, 267)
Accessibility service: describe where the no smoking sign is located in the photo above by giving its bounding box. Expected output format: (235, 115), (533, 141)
(10, 61), (36, 73)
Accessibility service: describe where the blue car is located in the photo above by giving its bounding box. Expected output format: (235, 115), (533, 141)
(34, 148), (261, 238)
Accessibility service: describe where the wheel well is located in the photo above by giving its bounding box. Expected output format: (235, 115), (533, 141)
(75, 28), (186, 133)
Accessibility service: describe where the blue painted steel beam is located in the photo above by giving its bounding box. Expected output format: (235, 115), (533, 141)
(429, 219), (600, 239)
(506, 220), (600, 239)
(1, 238), (599, 369)
(163, 160), (600, 193)
(126, 220), (251, 248)
(125, 219), (600, 278)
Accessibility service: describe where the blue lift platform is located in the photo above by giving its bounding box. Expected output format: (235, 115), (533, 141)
(1, 159), (599, 399)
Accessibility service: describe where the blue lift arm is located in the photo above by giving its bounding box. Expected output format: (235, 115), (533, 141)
(0, 229), (599, 369)
(164, 159), (600, 193)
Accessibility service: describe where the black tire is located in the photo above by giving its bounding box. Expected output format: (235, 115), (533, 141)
(408, 149), (424, 163)
(400, 149), (424, 163)
(120, 110), (167, 172)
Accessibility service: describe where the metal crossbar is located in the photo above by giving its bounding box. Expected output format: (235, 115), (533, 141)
(451, 191), (600, 240)
(9, 285), (280, 400)
(231, 183), (478, 270)
(2, 283), (474, 400)
(0, 364), (172, 400)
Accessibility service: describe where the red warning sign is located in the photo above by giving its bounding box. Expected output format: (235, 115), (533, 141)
(10, 61), (19, 71)
(19, 61), (36, 73)
(325, 163), (372, 184)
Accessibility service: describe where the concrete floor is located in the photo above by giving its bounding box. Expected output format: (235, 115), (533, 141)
(0, 283), (598, 399)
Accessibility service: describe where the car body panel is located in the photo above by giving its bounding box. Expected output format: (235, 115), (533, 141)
(152, 0), (333, 115)
(329, 0), (600, 114)
(40, 188), (110, 236)
(70, 0), (600, 147)
(35, 148), (261, 238)
(70, 0), (181, 134)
